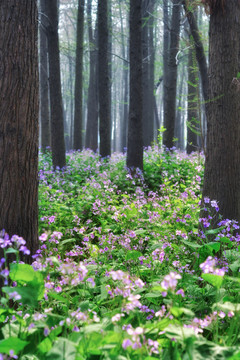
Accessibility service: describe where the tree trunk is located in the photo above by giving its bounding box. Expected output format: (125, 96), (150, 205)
(202, 0), (240, 223)
(73, 0), (85, 150)
(127, 0), (143, 170)
(163, 0), (181, 149)
(98, 0), (111, 158)
(39, 0), (50, 152)
(187, 39), (198, 153)
(0, 0), (39, 258)
(45, 0), (66, 169)
(85, 0), (98, 151)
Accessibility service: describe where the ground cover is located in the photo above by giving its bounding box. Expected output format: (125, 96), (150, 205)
(1, 147), (240, 359)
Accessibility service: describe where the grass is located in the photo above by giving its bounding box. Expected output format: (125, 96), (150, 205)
(1, 146), (240, 359)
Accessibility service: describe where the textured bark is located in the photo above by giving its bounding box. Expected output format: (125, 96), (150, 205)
(202, 0), (240, 223)
(98, 0), (111, 158)
(73, 0), (85, 150)
(163, 0), (181, 149)
(85, 0), (98, 151)
(127, 0), (143, 170)
(187, 41), (198, 153)
(39, 0), (50, 152)
(0, 0), (39, 257)
(45, 0), (66, 169)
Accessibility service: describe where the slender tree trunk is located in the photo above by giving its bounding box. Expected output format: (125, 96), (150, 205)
(85, 0), (98, 151)
(127, 0), (143, 170)
(39, 0), (50, 152)
(45, 0), (66, 169)
(0, 0), (39, 257)
(202, 0), (240, 223)
(74, 0), (85, 150)
(163, 0), (181, 149)
(98, 0), (111, 158)
(187, 39), (198, 154)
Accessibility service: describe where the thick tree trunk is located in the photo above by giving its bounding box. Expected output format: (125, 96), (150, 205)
(163, 0), (181, 149)
(127, 0), (143, 170)
(202, 0), (240, 223)
(98, 0), (111, 158)
(39, 0), (50, 152)
(85, 0), (98, 151)
(45, 0), (66, 169)
(0, 0), (39, 257)
(73, 0), (85, 150)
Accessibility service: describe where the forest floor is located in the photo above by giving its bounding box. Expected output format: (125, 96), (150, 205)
(1, 147), (240, 359)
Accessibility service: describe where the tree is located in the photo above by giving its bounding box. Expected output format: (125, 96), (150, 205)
(45, 0), (66, 169)
(73, 0), (85, 150)
(187, 37), (198, 153)
(0, 0), (39, 257)
(85, 0), (98, 151)
(163, 0), (181, 149)
(39, 0), (50, 152)
(98, 0), (111, 158)
(202, 0), (240, 223)
(127, 0), (143, 170)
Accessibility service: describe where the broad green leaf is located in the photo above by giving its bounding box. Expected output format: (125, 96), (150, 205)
(202, 273), (223, 289)
(45, 338), (76, 360)
(214, 301), (240, 312)
(37, 337), (52, 354)
(0, 337), (29, 354)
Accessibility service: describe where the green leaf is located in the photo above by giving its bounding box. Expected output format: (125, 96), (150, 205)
(202, 273), (223, 289)
(214, 301), (240, 312)
(45, 338), (76, 360)
(126, 250), (142, 261)
(37, 337), (52, 354)
(0, 337), (29, 354)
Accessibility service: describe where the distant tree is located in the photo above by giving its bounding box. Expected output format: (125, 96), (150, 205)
(163, 0), (181, 149)
(39, 0), (50, 152)
(127, 0), (143, 170)
(73, 0), (85, 150)
(98, 0), (111, 157)
(187, 38), (198, 154)
(85, 0), (98, 151)
(45, 0), (66, 169)
(202, 0), (240, 223)
(0, 0), (39, 257)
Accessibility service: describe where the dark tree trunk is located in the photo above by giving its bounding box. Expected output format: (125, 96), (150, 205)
(0, 0), (39, 257)
(187, 40), (198, 153)
(98, 0), (111, 158)
(142, 0), (155, 147)
(45, 0), (66, 169)
(163, 0), (181, 149)
(85, 0), (98, 151)
(127, 0), (143, 170)
(39, 0), (50, 152)
(73, 0), (85, 150)
(202, 0), (240, 223)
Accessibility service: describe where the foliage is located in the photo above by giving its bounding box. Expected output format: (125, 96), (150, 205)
(1, 148), (240, 359)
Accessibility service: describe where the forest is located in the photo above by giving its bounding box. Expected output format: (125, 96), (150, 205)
(0, 0), (240, 359)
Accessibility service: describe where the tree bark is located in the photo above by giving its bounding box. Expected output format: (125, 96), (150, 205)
(98, 0), (111, 158)
(0, 0), (39, 257)
(163, 0), (181, 149)
(73, 0), (85, 150)
(39, 0), (50, 152)
(127, 0), (143, 170)
(45, 0), (66, 169)
(85, 0), (98, 151)
(202, 0), (240, 223)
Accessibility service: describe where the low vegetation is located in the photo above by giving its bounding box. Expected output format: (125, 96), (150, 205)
(1, 147), (240, 359)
